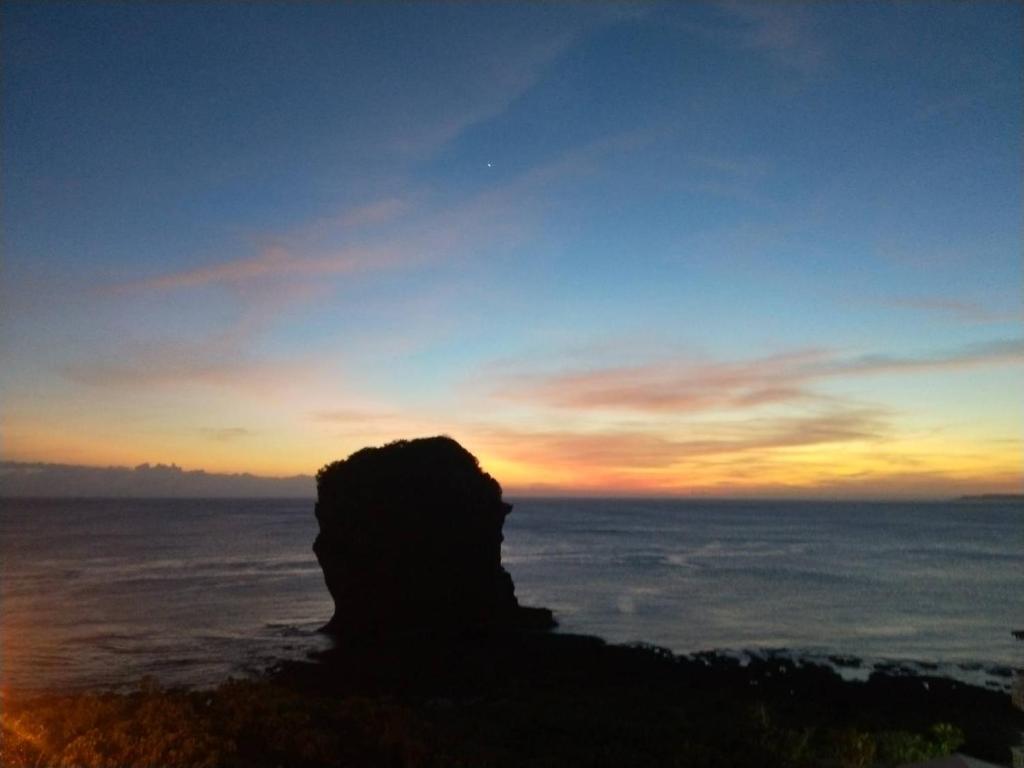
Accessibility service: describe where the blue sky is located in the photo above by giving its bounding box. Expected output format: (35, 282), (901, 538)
(2, 2), (1021, 495)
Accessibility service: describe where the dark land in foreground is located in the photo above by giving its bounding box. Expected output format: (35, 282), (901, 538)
(3, 631), (1022, 768)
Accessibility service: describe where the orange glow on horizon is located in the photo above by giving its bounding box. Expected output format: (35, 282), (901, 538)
(4, 408), (1021, 498)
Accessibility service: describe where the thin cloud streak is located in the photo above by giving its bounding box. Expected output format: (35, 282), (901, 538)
(89, 136), (636, 397)
(113, 245), (400, 292)
(111, 124), (647, 298)
(389, 28), (581, 156)
(310, 409), (397, 424)
(669, 2), (829, 79)
(66, 351), (293, 392)
(477, 408), (888, 470)
(494, 339), (1024, 414)
(200, 427), (253, 441)
(335, 198), (407, 231)
(483, 420), (1021, 499)
(834, 338), (1024, 376)
(870, 296), (1024, 324)
(297, 197), (412, 246)
(718, 1), (829, 76)
(64, 328), (317, 394)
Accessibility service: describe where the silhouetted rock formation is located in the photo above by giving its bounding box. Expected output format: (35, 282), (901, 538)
(313, 436), (554, 635)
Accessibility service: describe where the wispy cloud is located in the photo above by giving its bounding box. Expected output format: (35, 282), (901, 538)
(831, 338), (1024, 376)
(384, 6), (650, 158)
(66, 348), (281, 392)
(685, 151), (771, 180)
(491, 339), (1024, 414)
(478, 408), (889, 470)
(719, 1), (829, 76)
(669, 3), (829, 79)
(389, 29), (577, 156)
(462, 405), (977, 496)
(113, 123), (650, 306)
(296, 197), (412, 247)
(474, 415), (1022, 498)
(870, 296), (1023, 324)
(492, 348), (826, 413)
(310, 408), (397, 425)
(200, 427), (253, 441)
(113, 244), (401, 292)
(82, 128), (648, 402)
(335, 198), (407, 231)
(64, 328), (317, 394)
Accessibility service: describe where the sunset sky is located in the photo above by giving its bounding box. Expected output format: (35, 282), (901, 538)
(2, 2), (1021, 497)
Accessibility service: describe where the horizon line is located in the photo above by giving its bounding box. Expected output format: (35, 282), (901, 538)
(1, 492), (1018, 504)
(2, 458), (1020, 503)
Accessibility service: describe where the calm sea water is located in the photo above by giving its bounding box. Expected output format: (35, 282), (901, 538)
(1, 497), (1021, 692)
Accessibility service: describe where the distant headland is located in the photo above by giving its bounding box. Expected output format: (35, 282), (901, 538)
(957, 493), (1024, 503)
(0, 460), (314, 498)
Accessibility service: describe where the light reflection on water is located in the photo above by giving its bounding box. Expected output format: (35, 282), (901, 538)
(0, 497), (1021, 692)
(0, 498), (334, 692)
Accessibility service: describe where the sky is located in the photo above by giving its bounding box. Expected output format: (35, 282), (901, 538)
(1, 1), (1021, 497)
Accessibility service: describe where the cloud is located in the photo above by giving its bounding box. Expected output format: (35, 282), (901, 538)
(870, 296), (1023, 324)
(335, 198), (407, 231)
(719, 2), (829, 75)
(832, 338), (1024, 376)
(110, 140), (605, 296)
(389, 29), (578, 156)
(64, 327), (317, 394)
(381, 6), (641, 157)
(491, 339), (1024, 414)
(310, 408), (396, 424)
(200, 427), (253, 441)
(113, 244), (400, 292)
(66, 352), (282, 392)
(667, 3), (829, 79)
(477, 408), (888, 471)
(675, 409), (889, 456)
(474, 410), (1022, 498)
(685, 151), (771, 180)
(493, 348), (827, 413)
(296, 197), (411, 246)
(109, 107), (654, 306)
(83, 128), (648, 400)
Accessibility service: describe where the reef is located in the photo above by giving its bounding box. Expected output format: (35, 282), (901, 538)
(6, 640), (1022, 768)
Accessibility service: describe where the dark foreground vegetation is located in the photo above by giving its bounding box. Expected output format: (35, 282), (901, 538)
(3, 632), (1021, 768)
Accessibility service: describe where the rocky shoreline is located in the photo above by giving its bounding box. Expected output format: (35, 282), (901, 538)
(692, 647), (1020, 694)
(3, 631), (1021, 767)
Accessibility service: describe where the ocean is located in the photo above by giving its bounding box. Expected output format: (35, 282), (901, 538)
(1, 497), (1021, 692)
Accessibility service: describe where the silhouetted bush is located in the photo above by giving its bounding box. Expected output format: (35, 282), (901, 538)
(0, 662), (976, 768)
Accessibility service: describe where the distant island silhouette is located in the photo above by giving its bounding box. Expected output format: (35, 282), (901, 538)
(957, 494), (1024, 503)
(0, 460), (313, 498)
